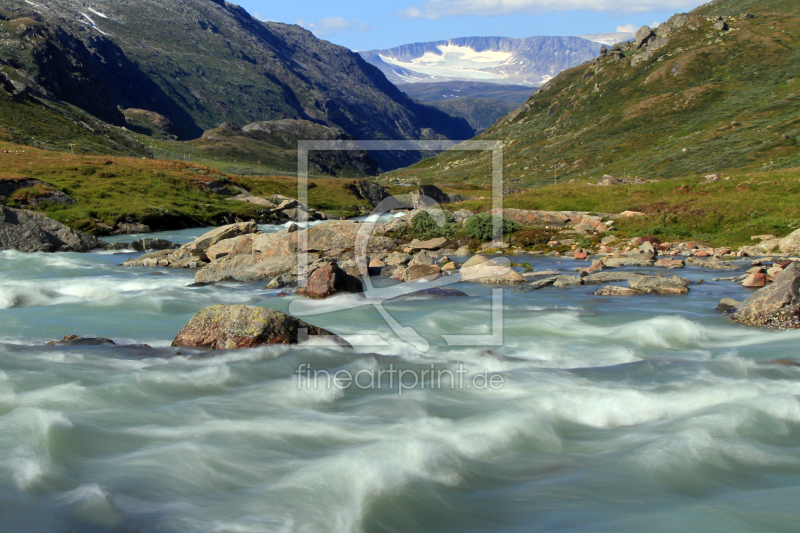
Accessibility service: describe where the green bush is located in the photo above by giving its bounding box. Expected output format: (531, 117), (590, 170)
(408, 210), (459, 240)
(464, 214), (520, 241)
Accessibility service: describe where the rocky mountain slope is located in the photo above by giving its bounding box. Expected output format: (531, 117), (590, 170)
(385, 0), (800, 186)
(360, 35), (616, 87)
(0, 0), (473, 170)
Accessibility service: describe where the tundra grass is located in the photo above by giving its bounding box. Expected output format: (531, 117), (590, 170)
(452, 166), (800, 248)
(0, 142), (370, 233)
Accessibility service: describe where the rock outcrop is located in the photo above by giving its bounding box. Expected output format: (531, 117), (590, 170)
(348, 180), (390, 207)
(184, 221), (259, 261)
(0, 206), (102, 252)
(730, 263), (800, 329)
(172, 305), (349, 349)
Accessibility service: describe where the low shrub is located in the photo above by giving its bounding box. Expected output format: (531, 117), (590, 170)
(408, 210), (460, 240)
(465, 213), (520, 241)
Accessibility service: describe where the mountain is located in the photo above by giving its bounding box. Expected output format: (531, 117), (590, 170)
(383, 0), (800, 186)
(396, 81), (534, 104)
(0, 0), (473, 170)
(359, 35), (629, 87)
(425, 98), (518, 133)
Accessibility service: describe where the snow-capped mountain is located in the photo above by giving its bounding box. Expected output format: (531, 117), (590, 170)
(359, 33), (634, 87)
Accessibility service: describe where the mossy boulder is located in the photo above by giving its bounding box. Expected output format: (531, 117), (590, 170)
(172, 305), (350, 349)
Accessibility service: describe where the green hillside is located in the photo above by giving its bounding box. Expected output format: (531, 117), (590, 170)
(383, 0), (800, 186)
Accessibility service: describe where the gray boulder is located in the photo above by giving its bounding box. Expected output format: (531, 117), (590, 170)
(0, 206), (102, 252)
(348, 179), (390, 207)
(730, 263), (800, 329)
(131, 238), (180, 252)
(412, 185), (451, 208)
(635, 25), (655, 48)
(628, 274), (690, 294)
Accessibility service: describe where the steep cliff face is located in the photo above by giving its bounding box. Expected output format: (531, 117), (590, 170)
(0, 0), (473, 169)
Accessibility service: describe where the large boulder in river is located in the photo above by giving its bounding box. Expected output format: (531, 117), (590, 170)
(730, 263), (800, 329)
(0, 206), (102, 252)
(172, 305), (350, 349)
(296, 262), (363, 299)
(460, 258), (525, 284)
(628, 274), (690, 294)
(183, 221), (258, 261)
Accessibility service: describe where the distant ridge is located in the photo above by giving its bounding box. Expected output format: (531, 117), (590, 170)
(360, 34), (631, 86)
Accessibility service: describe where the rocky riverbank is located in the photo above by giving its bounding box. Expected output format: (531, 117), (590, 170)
(117, 208), (800, 330)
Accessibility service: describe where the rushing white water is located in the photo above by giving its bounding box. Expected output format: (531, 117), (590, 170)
(1, 225), (800, 532)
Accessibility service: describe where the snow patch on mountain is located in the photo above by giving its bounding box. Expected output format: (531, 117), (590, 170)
(88, 7), (109, 19)
(361, 36), (602, 87)
(378, 44), (515, 83)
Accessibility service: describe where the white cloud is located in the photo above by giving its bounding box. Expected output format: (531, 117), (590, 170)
(253, 12), (272, 22)
(297, 17), (376, 37)
(397, 0), (699, 19)
(616, 23), (637, 32)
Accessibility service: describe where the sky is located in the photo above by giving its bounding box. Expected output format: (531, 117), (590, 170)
(237, 0), (706, 51)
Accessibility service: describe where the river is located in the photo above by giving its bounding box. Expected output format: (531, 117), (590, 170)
(1, 222), (799, 532)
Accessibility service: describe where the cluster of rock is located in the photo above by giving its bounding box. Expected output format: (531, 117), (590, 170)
(727, 263), (800, 330)
(589, 175), (657, 186)
(208, 183), (337, 225)
(488, 208), (619, 234)
(597, 12), (693, 67)
(739, 231), (800, 256)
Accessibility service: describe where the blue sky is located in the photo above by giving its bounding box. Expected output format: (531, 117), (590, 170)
(237, 0), (705, 51)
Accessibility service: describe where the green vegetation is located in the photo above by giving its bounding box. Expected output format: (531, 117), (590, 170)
(464, 214), (521, 241)
(452, 165), (800, 248)
(382, 0), (800, 187)
(0, 142), (369, 234)
(407, 210), (461, 241)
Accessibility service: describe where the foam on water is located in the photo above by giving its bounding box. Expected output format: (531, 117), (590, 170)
(3, 231), (800, 531)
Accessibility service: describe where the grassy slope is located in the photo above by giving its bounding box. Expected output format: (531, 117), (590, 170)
(450, 165), (800, 248)
(383, 0), (800, 187)
(0, 142), (370, 233)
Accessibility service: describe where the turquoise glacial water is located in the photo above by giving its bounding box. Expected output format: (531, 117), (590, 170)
(1, 224), (800, 532)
